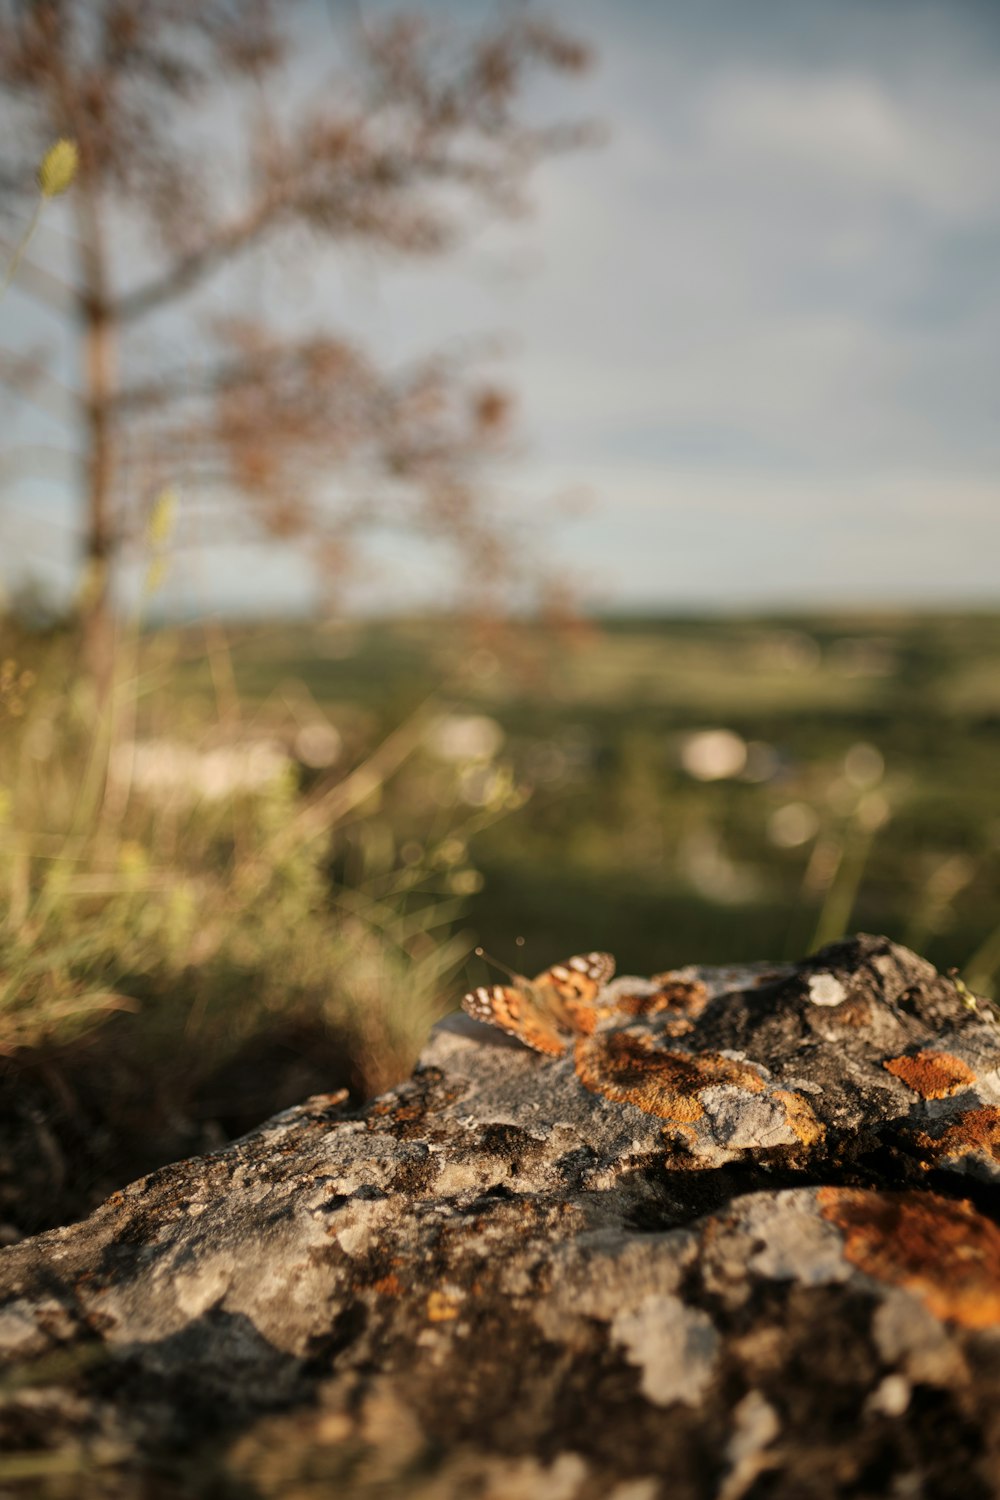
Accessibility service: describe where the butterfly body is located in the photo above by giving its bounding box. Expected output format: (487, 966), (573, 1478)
(461, 952), (616, 1057)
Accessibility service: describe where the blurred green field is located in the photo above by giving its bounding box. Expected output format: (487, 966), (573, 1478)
(206, 609), (1000, 987)
(1, 607), (998, 1233)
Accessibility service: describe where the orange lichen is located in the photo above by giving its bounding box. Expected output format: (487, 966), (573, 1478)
(882, 1050), (976, 1099)
(594, 979), (710, 1039)
(574, 1032), (765, 1123)
(913, 1105), (1000, 1165)
(818, 1187), (1000, 1330)
(828, 996), (873, 1028)
(390, 1102), (425, 1123)
(372, 1274), (403, 1298)
(627, 977), (710, 1020)
(773, 1089), (825, 1147)
(426, 1290), (461, 1322)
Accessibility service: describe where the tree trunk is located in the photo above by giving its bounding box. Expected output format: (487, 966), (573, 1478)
(75, 185), (117, 695)
(79, 307), (117, 689)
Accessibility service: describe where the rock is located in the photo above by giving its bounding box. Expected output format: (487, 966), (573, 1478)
(1, 934), (999, 1498)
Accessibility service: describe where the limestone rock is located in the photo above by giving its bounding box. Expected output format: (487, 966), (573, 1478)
(1, 934), (999, 1497)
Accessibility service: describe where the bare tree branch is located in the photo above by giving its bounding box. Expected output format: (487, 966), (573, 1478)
(0, 348), (80, 425)
(114, 190), (288, 323)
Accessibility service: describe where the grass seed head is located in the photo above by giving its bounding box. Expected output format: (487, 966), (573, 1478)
(37, 139), (78, 197)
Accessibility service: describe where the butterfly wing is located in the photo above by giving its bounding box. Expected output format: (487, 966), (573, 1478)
(534, 951), (616, 1034)
(461, 983), (570, 1057)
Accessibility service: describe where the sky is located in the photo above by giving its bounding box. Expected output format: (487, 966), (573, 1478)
(3, 0), (1000, 615)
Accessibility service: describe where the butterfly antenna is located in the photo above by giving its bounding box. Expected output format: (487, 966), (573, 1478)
(474, 946), (523, 983)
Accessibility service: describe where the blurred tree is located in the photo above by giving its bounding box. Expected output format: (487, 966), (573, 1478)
(0, 0), (591, 681)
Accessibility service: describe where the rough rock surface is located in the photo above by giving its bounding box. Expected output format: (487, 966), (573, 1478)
(1, 934), (1000, 1498)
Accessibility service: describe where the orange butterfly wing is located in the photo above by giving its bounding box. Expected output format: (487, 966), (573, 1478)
(461, 952), (616, 1057)
(534, 951), (616, 1033)
(461, 983), (569, 1056)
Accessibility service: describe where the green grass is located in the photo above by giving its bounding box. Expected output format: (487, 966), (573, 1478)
(203, 610), (1000, 990)
(0, 620), (486, 1088)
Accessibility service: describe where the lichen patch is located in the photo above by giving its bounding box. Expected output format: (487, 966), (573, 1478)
(623, 977), (710, 1022)
(882, 1050), (977, 1099)
(426, 1289), (462, 1322)
(773, 1089), (825, 1147)
(574, 1032), (765, 1124)
(807, 973), (847, 1007)
(913, 1105), (1000, 1166)
(818, 1187), (1000, 1330)
(610, 1293), (719, 1407)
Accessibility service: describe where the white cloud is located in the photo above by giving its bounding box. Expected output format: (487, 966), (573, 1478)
(702, 71), (924, 188)
(697, 64), (1000, 220)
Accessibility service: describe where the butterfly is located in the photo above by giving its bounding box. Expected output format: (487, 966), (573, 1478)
(461, 952), (616, 1057)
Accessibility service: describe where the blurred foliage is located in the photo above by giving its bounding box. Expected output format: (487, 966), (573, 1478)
(194, 610), (1000, 995)
(0, 614), (501, 1217)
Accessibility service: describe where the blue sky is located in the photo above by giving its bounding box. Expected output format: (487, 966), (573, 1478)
(3, 0), (1000, 614)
